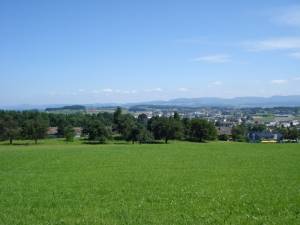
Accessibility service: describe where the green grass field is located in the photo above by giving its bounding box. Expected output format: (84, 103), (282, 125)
(0, 141), (299, 225)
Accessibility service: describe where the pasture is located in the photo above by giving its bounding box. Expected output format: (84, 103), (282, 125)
(0, 141), (299, 225)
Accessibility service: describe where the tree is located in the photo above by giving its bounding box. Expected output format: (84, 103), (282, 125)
(231, 124), (248, 142)
(137, 113), (148, 127)
(137, 128), (154, 144)
(150, 117), (183, 143)
(84, 120), (112, 143)
(64, 126), (75, 142)
(287, 128), (299, 141)
(56, 115), (68, 137)
(215, 120), (222, 127)
(166, 117), (183, 143)
(218, 134), (229, 141)
(173, 112), (180, 121)
(113, 107), (123, 133)
(189, 119), (217, 142)
(0, 115), (20, 144)
(126, 126), (140, 144)
(275, 127), (299, 142)
(182, 118), (191, 139)
(120, 115), (136, 138)
(249, 124), (266, 132)
(23, 114), (49, 144)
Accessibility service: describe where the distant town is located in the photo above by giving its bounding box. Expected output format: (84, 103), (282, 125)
(42, 104), (300, 143)
(46, 104), (300, 127)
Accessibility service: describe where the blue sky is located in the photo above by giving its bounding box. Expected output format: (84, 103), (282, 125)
(1, 0), (300, 105)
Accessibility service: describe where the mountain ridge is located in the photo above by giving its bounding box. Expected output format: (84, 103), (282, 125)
(1, 95), (300, 110)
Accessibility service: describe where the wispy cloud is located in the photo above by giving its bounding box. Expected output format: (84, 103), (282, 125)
(178, 87), (189, 92)
(271, 79), (288, 84)
(208, 81), (223, 88)
(244, 37), (300, 51)
(145, 88), (163, 92)
(91, 90), (101, 94)
(289, 52), (300, 59)
(193, 54), (231, 63)
(271, 5), (300, 26)
(102, 88), (113, 93)
(92, 88), (137, 95)
(113, 89), (137, 94)
(212, 81), (222, 86)
(78, 89), (85, 93)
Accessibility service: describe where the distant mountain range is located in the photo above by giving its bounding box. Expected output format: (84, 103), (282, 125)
(1, 95), (300, 110)
(135, 95), (300, 108)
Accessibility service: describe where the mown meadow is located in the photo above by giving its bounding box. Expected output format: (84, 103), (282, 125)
(0, 141), (299, 225)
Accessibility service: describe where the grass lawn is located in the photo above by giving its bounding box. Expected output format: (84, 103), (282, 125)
(0, 141), (299, 225)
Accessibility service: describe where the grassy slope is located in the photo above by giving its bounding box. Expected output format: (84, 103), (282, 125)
(0, 141), (299, 225)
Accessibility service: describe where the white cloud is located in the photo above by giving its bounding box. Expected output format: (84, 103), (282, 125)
(92, 90), (101, 94)
(102, 88), (113, 93)
(121, 90), (137, 94)
(178, 87), (189, 92)
(272, 5), (300, 26)
(211, 81), (223, 86)
(48, 91), (59, 96)
(293, 77), (300, 81)
(145, 88), (163, 92)
(289, 52), (300, 59)
(113, 89), (137, 94)
(208, 81), (223, 88)
(271, 79), (288, 84)
(245, 37), (300, 51)
(91, 88), (137, 95)
(153, 88), (163, 92)
(193, 54), (231, 63)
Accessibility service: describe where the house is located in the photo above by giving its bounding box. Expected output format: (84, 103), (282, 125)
(217, 126), (232, 136)
(73, 127), (83, 138)
(47, 127), (58, 138)
(248, 131), (283, 143)
(47, 127), (82, 138)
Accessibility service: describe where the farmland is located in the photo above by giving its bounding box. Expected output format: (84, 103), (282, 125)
(0, 141), (299, 225)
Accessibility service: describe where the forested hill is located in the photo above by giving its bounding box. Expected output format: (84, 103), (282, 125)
(45, 105), (86, 112)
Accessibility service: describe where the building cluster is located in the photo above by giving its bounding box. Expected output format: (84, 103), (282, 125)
(46, 106), (300, 143)
(130, 106), (300, 143)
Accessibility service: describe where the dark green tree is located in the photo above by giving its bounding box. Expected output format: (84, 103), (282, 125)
(22, 114), (49, 144)
(173, 112), (180, 121)
(137, 113), (148, 127)
(150, 117), (183, 143)
(113, 107), (123, 133)
(218, 134), (229, 141)
(182, 118), (191, 139)
(249, 124), (266, 132)
(137, 128), (154, 144)
(0, 115), (20, 144)
(126, 126), (140, 144)
(56, 115), (68, 137)
(190, 119), (217, 142)
(286, 127), (299, 140)
(231, 124), (248, 142)
(64, 126), (75, 142)
(85, 120), (112, 143)
(119, 114), (136, 139)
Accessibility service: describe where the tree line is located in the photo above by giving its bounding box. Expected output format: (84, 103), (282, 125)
(230, 123), (300, 142)
(0, 108), (218, 144)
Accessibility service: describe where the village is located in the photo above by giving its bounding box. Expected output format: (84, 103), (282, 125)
(45, 106), (300, 143)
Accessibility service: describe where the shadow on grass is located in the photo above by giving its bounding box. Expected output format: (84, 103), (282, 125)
(83, 140), (165, 145)
(0, 142), (32, 146)
(83, 141), (108, 145)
